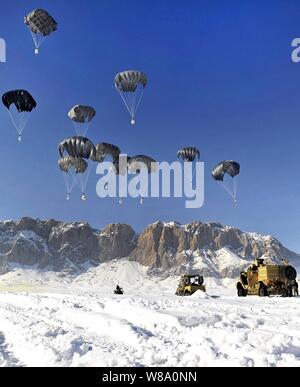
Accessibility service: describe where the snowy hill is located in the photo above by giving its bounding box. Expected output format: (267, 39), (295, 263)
(0, 260), (299, 367)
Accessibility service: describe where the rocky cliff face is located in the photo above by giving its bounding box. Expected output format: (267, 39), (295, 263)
(0, 218), (298, 278)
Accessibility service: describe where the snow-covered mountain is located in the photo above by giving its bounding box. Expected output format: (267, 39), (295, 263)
(0, 218), (299, 278)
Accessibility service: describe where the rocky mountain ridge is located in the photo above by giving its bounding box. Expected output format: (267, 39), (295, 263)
(0, 218), (298, 278)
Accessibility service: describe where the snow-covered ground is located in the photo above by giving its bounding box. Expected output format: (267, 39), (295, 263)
(0, 259), (299, 367)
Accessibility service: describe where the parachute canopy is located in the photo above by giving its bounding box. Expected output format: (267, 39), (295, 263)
(58, 156), (88, 174)
(177, 147), (200, 162)
(68, 105), (96, 123)
(58, 136), (96, 160)
(2, 90), (37, 112)
(212, 160), (240, 181)
(112, 156), (131, 175)
(115, 71), (147, 92)
(92, 143), (121, 163)
(128, 155), (157, 173)
(24, 9), (57, 36)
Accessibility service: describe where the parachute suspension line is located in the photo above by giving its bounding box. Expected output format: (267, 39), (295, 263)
(220, 181), (235, 201)
(62, 171), (76, 196)
(30, 31), (46, 53)
(72, 161), (93, 196)
(118, 91), (133, 118)
(8, 110), (30, 140)
(118, 87), (145, 123)
(73, 122), (89, 137)
(233, 177), (238, 202)
(133, 87), (145, 116)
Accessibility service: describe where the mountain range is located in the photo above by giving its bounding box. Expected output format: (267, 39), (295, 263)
(0, 217), (298, 278)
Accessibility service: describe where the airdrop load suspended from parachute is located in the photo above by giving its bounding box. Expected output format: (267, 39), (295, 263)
(24, 9), (57, 54)
(68, 105), (96, 136)
(2, 90), (37, 142)
(212, 160), (240, 204)
(115, 71), (147, 125)
(58, 136), (96, 200)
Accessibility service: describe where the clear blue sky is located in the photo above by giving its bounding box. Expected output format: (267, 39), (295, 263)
(1, 0), (300, 251)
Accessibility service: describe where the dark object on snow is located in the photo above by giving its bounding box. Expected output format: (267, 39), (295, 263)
(114, 285), (124, 295)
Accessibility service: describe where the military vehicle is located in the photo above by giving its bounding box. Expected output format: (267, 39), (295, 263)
(175, 274), (206, 296)
(237, 258), (298, 297)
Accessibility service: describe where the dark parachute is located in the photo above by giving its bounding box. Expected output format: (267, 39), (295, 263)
(24, 9), (57, 54)
(212, 161), (240, 181)
(212, 160), (240, 204)
(2, 90), (37, 142)
(58, 136), (96, 160)
(128, 155), (157, 173)
(58, 137), (95, 201)
(24, 9), (57, 36)
(115, 71), (147, 92)
(68, 105), (96, 123)
(92, 143), (121, 163)
(68, 105), (96, 136)
(2, 90), (36, 112)
(177, 147), (200, 162)
(115, 70), (147, 125)
(58, 156), (88, 174)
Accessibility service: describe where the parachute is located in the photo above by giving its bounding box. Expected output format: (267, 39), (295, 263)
(58, 137), (96, 200)
(2, 90), (37, 142)
(92, 143), (121, 163)
(24, 9), (57, 54)
(115, 71), (147, 125)
(177, 147), (200, 162)
(177, 146), (200, 182)
(68, 105), (96, 136)
(212, 160), (240, 204)
(58, 156), (88, 200)
(128, 155), (157, 204)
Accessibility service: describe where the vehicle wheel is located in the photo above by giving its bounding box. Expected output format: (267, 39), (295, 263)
(184, 290), (190, 296)
(237, 287), (246, 297)
(259, 286), (267, 297)
(184, 278), (190, 286)
(285, 266), (297, 281)
(198, 276), (204, 286)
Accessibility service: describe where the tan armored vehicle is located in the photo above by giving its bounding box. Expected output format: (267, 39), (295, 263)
(237, 258), (298, 297)
(175, 274), (206, 296)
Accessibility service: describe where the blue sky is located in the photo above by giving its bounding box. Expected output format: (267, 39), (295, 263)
(1, 0), (300, 251)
